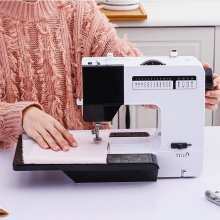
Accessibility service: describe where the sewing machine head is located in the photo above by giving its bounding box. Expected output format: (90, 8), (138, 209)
(78, 51), (212, 178)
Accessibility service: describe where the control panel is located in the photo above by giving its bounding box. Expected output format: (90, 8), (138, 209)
(132, 76), (197, 90)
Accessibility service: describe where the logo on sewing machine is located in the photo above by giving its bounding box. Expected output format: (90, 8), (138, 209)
(176, 152), (189, 158)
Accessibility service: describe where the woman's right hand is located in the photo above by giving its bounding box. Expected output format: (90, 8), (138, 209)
(22, 106), (77, 151)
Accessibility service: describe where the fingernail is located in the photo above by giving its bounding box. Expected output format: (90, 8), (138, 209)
(55, 146), (60, 151)
(207, 92), (211, 96)
(205, 99), (208, 103)
(214, 82), (218, 86)
(73, 142), (77, 148)
(63, 145), (69, 151)
(43, 145), (49, 149)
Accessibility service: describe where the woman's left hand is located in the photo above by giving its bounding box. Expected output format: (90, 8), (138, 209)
(204, 63), (220, 111)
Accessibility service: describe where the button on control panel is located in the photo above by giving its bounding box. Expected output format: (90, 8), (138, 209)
(176, 80), (197, 89)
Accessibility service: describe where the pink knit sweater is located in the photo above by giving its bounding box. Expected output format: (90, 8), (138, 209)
(0, 0), (141, 149)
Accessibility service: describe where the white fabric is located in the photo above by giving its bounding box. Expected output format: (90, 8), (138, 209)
(22, 131), (109, 164)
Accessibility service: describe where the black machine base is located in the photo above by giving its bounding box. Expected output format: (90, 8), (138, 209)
(63, 170), (157, 183)
(13, 135), (159, 183)
(63, 168), (158, 183)
(63, 154), (159, 183)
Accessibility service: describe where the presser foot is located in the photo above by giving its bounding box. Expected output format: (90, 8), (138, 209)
(93, 137), (102, 142)
(91, 123), (109, 142)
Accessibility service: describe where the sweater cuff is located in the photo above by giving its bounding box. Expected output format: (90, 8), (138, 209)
(0, 102), (43, 142)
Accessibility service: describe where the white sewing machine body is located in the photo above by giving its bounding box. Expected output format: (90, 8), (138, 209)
(81, 54), (206, 178)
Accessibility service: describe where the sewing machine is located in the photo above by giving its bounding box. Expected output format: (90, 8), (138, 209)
(77, 51), (212, 180)
(13, 51), (213, 183)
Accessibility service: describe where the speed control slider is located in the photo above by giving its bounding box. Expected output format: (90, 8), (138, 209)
(171, 143), (188, 149)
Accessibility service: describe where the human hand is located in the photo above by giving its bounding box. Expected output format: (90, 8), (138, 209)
(22, 106), (77, 151)
(204, 63), (220, 111)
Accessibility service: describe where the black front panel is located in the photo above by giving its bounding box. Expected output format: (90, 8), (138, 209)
(83, 65), (124, 105)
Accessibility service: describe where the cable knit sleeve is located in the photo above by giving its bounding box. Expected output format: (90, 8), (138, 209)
(0, 102), (43, 149)
(80, 0), (143, 58)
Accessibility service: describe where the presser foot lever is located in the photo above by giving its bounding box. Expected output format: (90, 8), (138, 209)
(92, 123), (109, 142)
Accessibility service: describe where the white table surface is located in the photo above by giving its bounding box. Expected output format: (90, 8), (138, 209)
(112, 1), (220, 27)
(1, 126), (220, 220)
